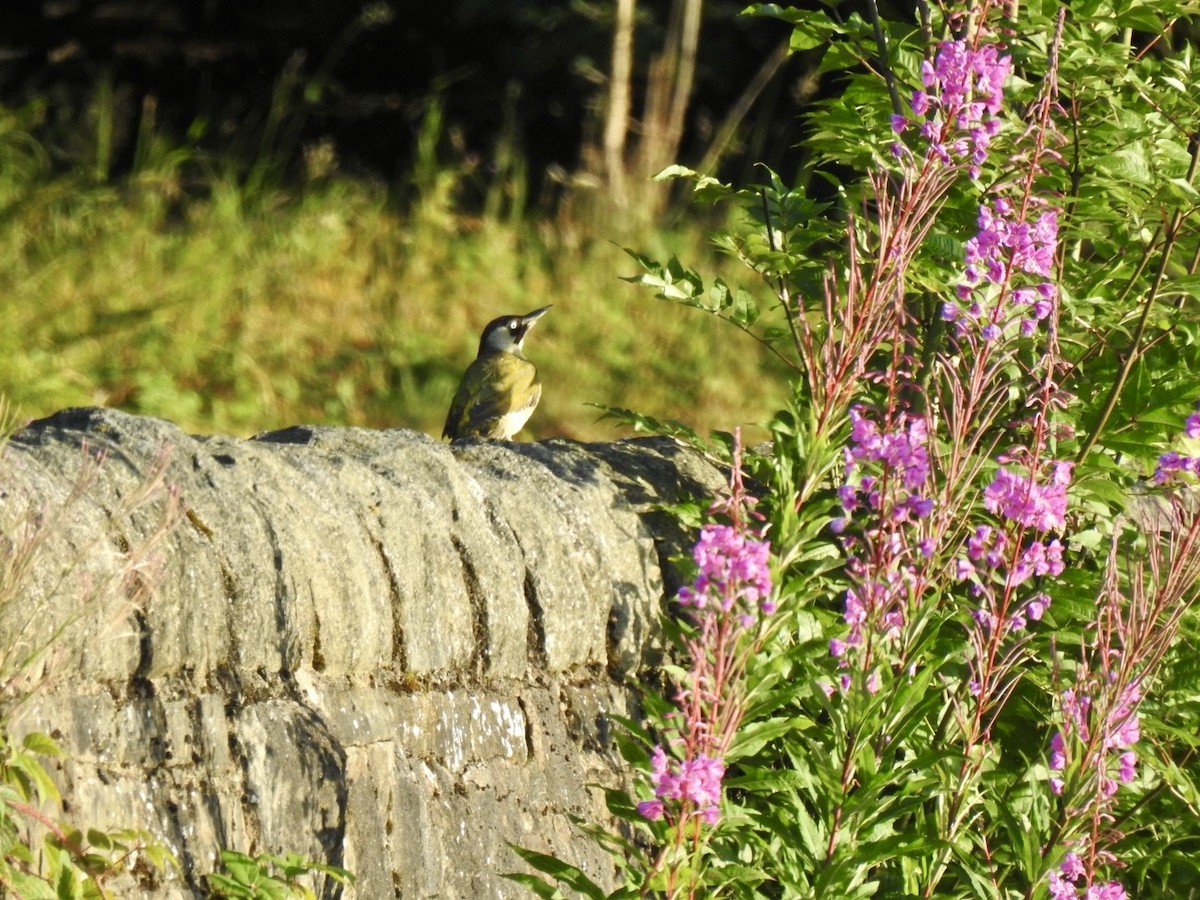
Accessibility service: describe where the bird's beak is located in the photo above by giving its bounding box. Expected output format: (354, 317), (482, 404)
(521, 306), (552, 328)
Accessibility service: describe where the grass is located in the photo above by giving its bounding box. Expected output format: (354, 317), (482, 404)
(0, 139), (790, 443)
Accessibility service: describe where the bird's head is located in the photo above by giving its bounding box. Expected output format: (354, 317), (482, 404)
(477, 305), (552, 357)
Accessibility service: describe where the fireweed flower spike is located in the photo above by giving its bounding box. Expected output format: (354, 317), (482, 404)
(1039, 417), (1200, 897)
(983, 461), (1071, 532)
(830, 407), (935, 677)
(907, 38), (1012, 178)
(949, 200), (1060, 338)
(954, 457), (1073, 721)
(636, 431), (776, 893)
(1043, 676), (1141, 899)
(897, 20), (1064, 343)
(641, 509), (773, 826)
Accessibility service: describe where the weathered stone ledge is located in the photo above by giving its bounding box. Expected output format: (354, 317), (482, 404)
(2, 407), (722, 898)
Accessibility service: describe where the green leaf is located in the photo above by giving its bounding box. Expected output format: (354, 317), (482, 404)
(8, 870), (57, 900)
(652, 164), (699, 182)
(501, 872), (568, 899)
(1159, 274), (1200, 301)
(22, 732), (64, 758)
(727, 716), (807, 760)
(1095, 147), (1153, 185)
(506, 845), (608, 900)
(9, 748), (61, 803)
(84, 829), (113, 852)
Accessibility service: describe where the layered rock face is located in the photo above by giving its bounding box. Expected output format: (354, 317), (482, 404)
(3, 408), (723, 898)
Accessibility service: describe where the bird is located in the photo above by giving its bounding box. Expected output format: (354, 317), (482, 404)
(442, 305), (552, 441)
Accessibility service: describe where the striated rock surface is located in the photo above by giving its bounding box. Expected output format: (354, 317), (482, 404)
(2, 407), (724, 898)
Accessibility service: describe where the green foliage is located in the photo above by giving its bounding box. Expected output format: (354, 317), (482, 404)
(515, 1), (1200, 898)
(0, 730), (175, 898)
(205, 849), (354, 900)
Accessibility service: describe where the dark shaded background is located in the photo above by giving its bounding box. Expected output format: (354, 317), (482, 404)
(0, 0), (827, 206)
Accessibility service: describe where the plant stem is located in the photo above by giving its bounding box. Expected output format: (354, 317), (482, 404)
(1076, 131), (1200, 463)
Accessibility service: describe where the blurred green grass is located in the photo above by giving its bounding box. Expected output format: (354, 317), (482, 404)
(0, 160), (790, 442)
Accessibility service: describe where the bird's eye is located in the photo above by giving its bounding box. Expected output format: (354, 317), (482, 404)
(509, 321), (519, 331)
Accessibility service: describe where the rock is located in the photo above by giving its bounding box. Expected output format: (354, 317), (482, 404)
(2, 408), (723, 897)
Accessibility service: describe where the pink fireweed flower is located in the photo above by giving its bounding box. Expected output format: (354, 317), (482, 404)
(1049, 731), (1067, 770)
(681, 523), (773, 619)
(984, 462), (1072, 531)
(1154, 450), (1200, 484)
(905, 39), (1012, 177)
(1104, 682), (1141, 750)
(966, 524), (1008, 567)
(1061, 853), (1086, 881)
(636, 798), (664, 821)
(846, 407), (930, 491)
(1186, 412), (1200, 439)
(639, 745), (725, 825)
(1118, 751), (1136, 783)
(947, 200), (1061, 333)
(911, 89), (930, 117)
(1025, 593), (1050, 620)
(1047, 871), (1075, 900)
(1010, 539), (1065, 586)
(680, 755), (726, 821)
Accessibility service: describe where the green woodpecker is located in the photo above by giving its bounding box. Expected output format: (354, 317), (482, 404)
(442, 306), (551, 441)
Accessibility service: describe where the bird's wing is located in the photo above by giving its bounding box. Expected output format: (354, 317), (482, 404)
(442, 382), (468, 440)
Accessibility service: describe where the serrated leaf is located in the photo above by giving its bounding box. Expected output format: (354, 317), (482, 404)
(22, 732), (64, 758)
(84, 829), (113, 852)
(9, 750), (60, 803)
(653, 164), (699, 182)
(1096, 147), (1153, 185)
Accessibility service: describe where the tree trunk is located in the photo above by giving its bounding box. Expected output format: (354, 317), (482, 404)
(636, 0), (703, 217)
(603, 0), (636, 210)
